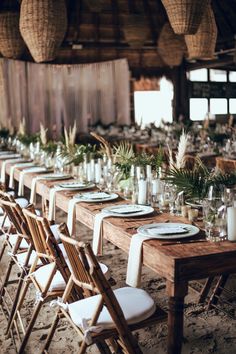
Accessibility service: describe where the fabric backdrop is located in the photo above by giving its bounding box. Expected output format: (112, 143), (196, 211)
(0, 58), (130, 137)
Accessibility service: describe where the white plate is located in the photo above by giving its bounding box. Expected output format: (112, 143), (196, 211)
(41, 173), (71, 180)
(102, 204), (154, 217)
(74, 192), (119, 202)
(57, 181), (95, 190)
(137, 223), (200, 240)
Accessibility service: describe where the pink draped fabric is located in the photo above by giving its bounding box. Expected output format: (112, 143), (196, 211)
(0, 58), (130, 137)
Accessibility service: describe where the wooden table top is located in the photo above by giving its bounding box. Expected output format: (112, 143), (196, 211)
(3, 160), (236, 284)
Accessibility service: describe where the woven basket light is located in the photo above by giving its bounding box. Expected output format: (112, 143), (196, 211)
(123, 15), (149, 48)
(158, 23), (186, 67)
(185, 5), (217, 60)
(0, 12), (25, 59)
(161, 0), (210, 35)
(20, 0), (67, 63)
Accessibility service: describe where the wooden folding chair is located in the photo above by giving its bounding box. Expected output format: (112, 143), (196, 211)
(7, 208), (75, 354)
(0, 195), (35, 341)
(41, 223), (167, 354)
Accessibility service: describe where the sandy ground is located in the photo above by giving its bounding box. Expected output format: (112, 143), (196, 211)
(1, 206), (236, 354)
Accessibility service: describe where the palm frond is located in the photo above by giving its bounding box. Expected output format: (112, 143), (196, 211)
(113, 141), (135, 164)
(90, 132), (112, 159)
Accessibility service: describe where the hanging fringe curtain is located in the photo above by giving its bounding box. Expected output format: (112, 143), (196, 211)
(0, 58), (131, 136)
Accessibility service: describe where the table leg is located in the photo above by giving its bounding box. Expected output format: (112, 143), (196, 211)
(166, 280), (188, 354)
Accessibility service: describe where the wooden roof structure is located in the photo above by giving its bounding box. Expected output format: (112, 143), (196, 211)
(1, 0), (236, 74)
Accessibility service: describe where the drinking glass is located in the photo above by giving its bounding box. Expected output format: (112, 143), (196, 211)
(203, 199), (227, 242)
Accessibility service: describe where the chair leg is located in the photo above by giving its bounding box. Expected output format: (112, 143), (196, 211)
(0, 240), (7, 262)
(78, 340), (88, 354)
(0, 260), (14, 301)
(5, 269), (26, 335)
(40, 313), (61, 354)
(207, 274), (229, 310)
(198, 277), (215, 304)
(18, 300), (44, 354)
(6, 278), (31, 335)
(96, 341), (113, 354)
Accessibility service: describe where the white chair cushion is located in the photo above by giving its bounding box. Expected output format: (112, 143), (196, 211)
(0, 197), (28, 215)
(58, 243), (110, 280)
(34, 262), (66, 291)
(68, 287), (156, 330)
(50, 224), (61, 243)
(8, 234), (28, 249)
(16, 250), (42, 267)
(15, 197), (29, 208)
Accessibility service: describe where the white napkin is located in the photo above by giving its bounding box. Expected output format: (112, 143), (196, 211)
(126, 233), (153, 288)
(0, 158), (24, 184)
(92, 212), (111, 256)
(18, 167), (46, 196)
(9, 162), (35, 189)
(0, 153), (20, 160)
(67, 198), (83, 235)
(147, 226), (188, 236)
(48, 186), (69, 221)
(30, 174), (55, 204)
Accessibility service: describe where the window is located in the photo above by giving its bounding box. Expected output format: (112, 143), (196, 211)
(188, 68), (208, 82)
(229, 99), (236, 114)
(134, 77), (173, 127)
(209, 69), (227, 82)
(210, 99), (227, 114)
(189, 98), (208, 121)
(188, 69), (236, 121)
(229, 71), (236, 83)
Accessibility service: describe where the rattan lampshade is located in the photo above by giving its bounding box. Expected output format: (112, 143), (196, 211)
(158, 23), (186, 67)
(0, 12), (25, 59)
(161, 0), (210, 35)
(185, 5), (217, 60)
(123, 15), (149, 48)
(20, 0), (67, 63)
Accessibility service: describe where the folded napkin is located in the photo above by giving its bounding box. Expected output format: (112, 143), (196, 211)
(30, 174), (55, 204)
(9, 162), (35, 189)
(0, 158), (24, 184)
(92, 212), (111, 256)
(48, 186), (69, 221)
(18, 167), (46, 196)
(0, 153), (20, 160)
(84, 192), (110, 200)
(67, 198), (83, 235)
(147, 226), (188, 236)
(126, 233), (153, 288)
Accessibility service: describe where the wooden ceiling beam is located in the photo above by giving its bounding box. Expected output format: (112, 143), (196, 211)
(185, 56), (235, 71)
(142, 0), (158, 44)
(111, 0), (122, 43)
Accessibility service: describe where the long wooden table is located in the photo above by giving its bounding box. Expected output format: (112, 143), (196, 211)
(2, 160), (236, 354)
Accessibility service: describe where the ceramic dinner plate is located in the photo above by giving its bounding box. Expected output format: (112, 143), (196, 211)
(74, 191), (119, 202)
(41, 173), (72, 180)
(137, 223), (200, 240)
(102, 204), (154, 217)
(57, 181), (95, 190)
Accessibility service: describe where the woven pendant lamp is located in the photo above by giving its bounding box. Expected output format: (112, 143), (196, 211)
(158, 23), (186, 67)
(123, 14), (149, 48)
(0, 12), (25, 59)
(20, 0), (67, 63)
(161, 0), (210, 35)
(185, 5), (217, 60)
